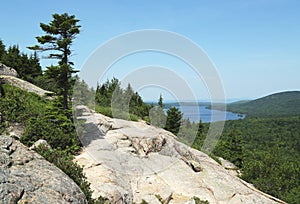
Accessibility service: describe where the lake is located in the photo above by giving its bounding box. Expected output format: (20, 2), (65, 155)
(165, 105), (245, 123)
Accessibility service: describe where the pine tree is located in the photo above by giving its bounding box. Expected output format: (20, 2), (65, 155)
(1, 45), (22, 71)
(95, 83), (108, 106)
(165, 106), (183, 135)
(150, 94), (167, 128)
(124, 83), (134, 103)
(228, 129), (244, 168)
(72, 76), (94, 107)
(28, 13), (81, 109)
(191, 120), (206, 149)
(1, 45), (42, 83)
(158, 94), (163, 108)
(27, 52), (43, 82)
(125, 83), (136, 114)
(0, 39), (5, 61)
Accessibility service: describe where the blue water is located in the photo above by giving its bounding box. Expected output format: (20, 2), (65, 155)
(165, 105), (245, 123)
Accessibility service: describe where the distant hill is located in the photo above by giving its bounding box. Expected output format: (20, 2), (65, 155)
(227, 91), (300, 117)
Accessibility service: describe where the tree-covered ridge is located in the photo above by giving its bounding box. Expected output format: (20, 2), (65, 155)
(227, 91), (300, 117)
(95, 77), (150, 121)
(191, 116), (300, 203)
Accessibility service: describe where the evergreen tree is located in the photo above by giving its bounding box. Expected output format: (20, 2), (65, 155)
(191, 120), (206, 148)
(28, 13), (81, 109)
(125, 84), (137, 115)
(96, 78), (122, 108)
(95, 83), (109, 106)
(228, 129), (244, 168)
(108, 78), (121, 98)
(1, 45), (42, 82)
(27, 52), (43, 82)
(184, 118), (192, 129)
(111, 80), (123, 112)
(158, 94), (163, 108)
(0, 39), (5, 61)
(150, 94), (167, 128)
(72, 76), (95, 107)
(1, 45), (22, 72)
(95, 78), (151, 120)
(197, 120), (204, 135)
(124, 83), (134, 104)
(165, 106), (183, 135)
(132, 92), (149, 118)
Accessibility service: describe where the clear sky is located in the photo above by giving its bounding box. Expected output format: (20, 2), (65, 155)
(1, 0), (299, 101)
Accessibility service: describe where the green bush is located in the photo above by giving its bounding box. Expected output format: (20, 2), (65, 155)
(35, 145), (94, 203)
(0, 84), (47, 123)
(95, 105), (139, 122)
(193, 196), (209, 204)
(95, 106), (112, 117)
(0, 85), (95, 202)
(20, 104), (80, 152)
(0, 85), (80, 153)
(21, 116), (80, 152)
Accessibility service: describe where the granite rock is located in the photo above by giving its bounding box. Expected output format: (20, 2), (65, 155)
(0, 135), (87, 204)
(74, 106), (286, 204)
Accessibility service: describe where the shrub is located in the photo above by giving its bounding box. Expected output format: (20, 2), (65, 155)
(35, 145), (94, 203)
(193, 196), (210, 204)
(0, 84), (47, 123)
(20, 111), (80, 152)
(95, 105), (139, 122)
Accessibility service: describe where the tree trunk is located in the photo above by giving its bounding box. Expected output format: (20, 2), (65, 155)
(62, 48), (69, 110)
(62, 67), (68, 110)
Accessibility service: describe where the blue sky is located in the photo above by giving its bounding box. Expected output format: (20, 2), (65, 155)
(1, 0), (299, 101)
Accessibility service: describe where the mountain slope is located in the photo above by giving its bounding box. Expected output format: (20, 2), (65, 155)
(74, 106), (285, 204)
(227, 91), (300, 117)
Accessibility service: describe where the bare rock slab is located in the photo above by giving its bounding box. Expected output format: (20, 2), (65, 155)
(74, 106), (286, 204)
(0, 135), (87, 204)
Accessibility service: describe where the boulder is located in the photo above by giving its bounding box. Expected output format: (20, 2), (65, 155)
(0, 135), (87, 203)
(218, 157), (241, 177)
(0, 63), (18, 77)
(29, 139), (51, 150)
